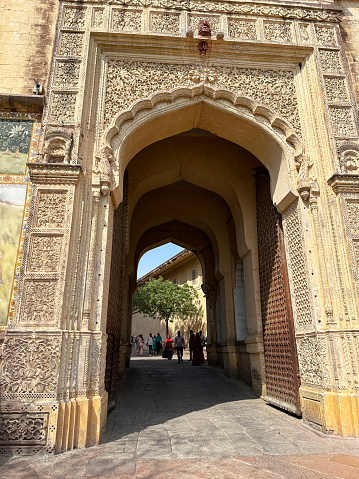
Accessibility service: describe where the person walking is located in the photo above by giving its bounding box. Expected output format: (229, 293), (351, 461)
(192, 332), (204, 365)
(162, 335), (174, 360)
(188, 330), (194, 361)
(155, 333), (162, 355)
(137, 334), (144, 356)
(174, 330), (185, 363)
(146, 333), (154, 356)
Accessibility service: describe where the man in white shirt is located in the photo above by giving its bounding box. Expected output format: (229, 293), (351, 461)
(174, 331), (185, 363)
(146, 333), (154, 356)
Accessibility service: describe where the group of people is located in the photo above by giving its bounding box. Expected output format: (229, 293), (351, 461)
(132, 330), (206, 365)
(131, 333), (163, 356)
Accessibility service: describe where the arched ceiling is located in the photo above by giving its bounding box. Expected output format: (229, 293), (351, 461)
(126, 129), (260, 255)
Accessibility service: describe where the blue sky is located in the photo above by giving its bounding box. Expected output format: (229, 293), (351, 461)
(137, 242), (184, 279)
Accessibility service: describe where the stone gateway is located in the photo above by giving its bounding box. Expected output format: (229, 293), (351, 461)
(1, 0), (359, 454)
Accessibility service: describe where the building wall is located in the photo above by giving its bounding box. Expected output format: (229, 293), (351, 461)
(340, 2), (359, 104)
(0, 0), (58, 95)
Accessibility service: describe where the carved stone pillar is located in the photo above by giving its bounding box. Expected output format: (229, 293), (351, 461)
(0, 164), (85, 454)
(0, 164), (108, 452)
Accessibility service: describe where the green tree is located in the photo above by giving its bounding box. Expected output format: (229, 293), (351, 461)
(133, 276), (202, 336)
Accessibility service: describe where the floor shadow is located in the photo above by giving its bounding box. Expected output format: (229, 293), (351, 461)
(101, 356), (262, 444)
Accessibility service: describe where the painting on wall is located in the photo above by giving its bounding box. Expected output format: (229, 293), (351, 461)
(0, 184), (27, 325)
(0, 120), (33, 174)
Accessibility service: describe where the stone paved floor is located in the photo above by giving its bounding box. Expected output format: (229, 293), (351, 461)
(1, 354), (359, 478)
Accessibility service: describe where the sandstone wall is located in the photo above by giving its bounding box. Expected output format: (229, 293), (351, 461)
(339, 1), (359, 105)
(0, 0), (58, 96)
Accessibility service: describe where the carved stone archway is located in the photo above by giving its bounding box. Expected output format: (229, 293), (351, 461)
(2, 0), (359, 455)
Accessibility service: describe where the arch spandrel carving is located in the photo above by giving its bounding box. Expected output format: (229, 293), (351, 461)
(102, 94), (301, 212)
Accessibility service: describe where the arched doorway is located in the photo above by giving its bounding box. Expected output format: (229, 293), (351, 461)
(104, 127), (301, 416)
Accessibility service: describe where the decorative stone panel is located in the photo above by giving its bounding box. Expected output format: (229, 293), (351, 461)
(150, 12), (181, 35)
(92, 8), (104, 29)
(59, 32), (84, 57)
(282, 202), (314, 329)
(111, 9), (142, 32)
(329, 176), (359, 298)
(63, 7), (86, 29)
(0, 333), (61, 400)
(22, 280), (57, 325)
(53, 61), (81, 88)
(299, 23), (311, 44)
(36, 192), (67, 228)
(50, 94), (76, 124)
(319, 50), (342, 74)
(28, 235), (62, 272)
(324, 77), (349, 103)
(297, 335), (329, 386)
(228, 18), (257, 40)
(0, 413), (48, 445)
(105, 60), (300, 133)
(263, 21), (292, 43)
(315, 25), (337, 46)
(329, 107), (357, 138)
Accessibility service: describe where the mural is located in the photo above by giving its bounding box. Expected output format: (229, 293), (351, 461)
(0, 120), (33, 174)
(0, 184), (27, 325)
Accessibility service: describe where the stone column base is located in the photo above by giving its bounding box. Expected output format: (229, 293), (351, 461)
(0, 392), (108, 454)
(301, 387), (359, 437)
(55, 392), (108, 452)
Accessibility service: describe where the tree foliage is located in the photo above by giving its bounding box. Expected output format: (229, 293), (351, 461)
(133, 276), (202, 335)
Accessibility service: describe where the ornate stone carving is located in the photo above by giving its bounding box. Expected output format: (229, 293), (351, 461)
(0, 335), (61, 398)
(105, 60), (300, 133)
(59, 32), (84, 57)
(324, 76), (348, 103)
(112, 9), (142, 31)
(63, 7), (86, 29)
(22, 281), (57, 324)
(228, 19), (257, 39)
(299, 23), (310, 44)
(94, 145), (113, 195)
(150, 12), (181, 34)
(92, 8), (104, 28)
(29, 236), (62, 272)
(318, 50), (342, 73)
(315, 25), (336, 46)
(36, 192), (67, 228)
(50, 94), (76, 124)
(66, 1), (341, 23)
(43, 129), (73, 164)
(264, 21), (292, 43)
(338, 143), (359, 174)
(297, 336), (329, 386)
(0, 415), (47, 444)
(295, 154), (313, 200)
(190, 15), (220, 35)
(329, 107), (357, 137)
(282, 202), (313, 328)
(89, 335), (106, 394)
(346, 201), (359, 235)
(53, 61), (81, 88)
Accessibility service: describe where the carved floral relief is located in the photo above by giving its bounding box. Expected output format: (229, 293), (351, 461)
(63, 7), (86, 29)
(36, 192), (67, 229)
(0, 335), (61, 398)
(228, 19), (257, 39)
(105, 60), (301, 133)
(112, 9), (142, 31)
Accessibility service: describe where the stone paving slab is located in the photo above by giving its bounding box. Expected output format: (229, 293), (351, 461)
(1, 356), (359, 478)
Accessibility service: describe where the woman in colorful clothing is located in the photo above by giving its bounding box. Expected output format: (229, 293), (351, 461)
(162, 335), (174, 360)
